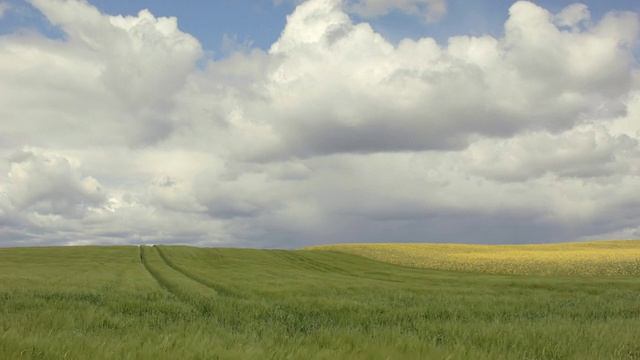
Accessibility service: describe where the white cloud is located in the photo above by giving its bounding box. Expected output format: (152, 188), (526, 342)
(0, 0), (202, 147)
(232, 0), (636, 160)
(1, 0), (640, 247)
(0, 2), (10, 18)
(345, 0), (447, 23)
(555, 3), (590, 30)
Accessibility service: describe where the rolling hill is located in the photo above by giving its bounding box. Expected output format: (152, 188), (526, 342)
(0, 244), (639, 359)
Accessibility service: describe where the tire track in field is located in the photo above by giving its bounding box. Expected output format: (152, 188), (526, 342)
(140, 246), (215, 305)
(140, 246), (224, 317)
(139, 245), (179, 297)
(154, 246), (246, 299)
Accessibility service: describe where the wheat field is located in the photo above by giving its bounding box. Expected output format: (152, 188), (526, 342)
(304, 240), (640, 276)
(2, 245), (640, 359)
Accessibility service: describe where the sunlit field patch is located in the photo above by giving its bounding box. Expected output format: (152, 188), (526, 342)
(304, 240), (640, 276)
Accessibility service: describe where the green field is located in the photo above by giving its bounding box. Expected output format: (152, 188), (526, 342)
(1, 245), (639, 359)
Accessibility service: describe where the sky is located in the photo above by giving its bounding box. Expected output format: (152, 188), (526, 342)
(0, 0), (639, 248)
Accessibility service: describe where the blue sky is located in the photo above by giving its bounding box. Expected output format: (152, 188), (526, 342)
(1, 0), (640, 248)
(2, 0), (639, 56)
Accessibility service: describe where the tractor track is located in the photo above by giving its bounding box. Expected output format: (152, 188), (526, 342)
(154, 246), (244, 299)
(139, 246), (216, 307)
(139, 245), (180, 298)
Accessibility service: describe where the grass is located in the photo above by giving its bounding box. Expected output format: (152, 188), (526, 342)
(0, 244), (638, 359)
(304, 240), (640, 276)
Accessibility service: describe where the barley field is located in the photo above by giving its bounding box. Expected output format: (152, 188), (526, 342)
(304, 240), (640, 276)
(1, 244), (639, 359)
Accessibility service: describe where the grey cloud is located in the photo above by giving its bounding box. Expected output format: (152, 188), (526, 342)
(466, 126), (640, 182)
(6, 150), (106, 218)
(203, 198), (265, 219)
(195, 184), (284, 220)
(145, 176), (206, 213)
(279, 117), (470, 157)
(242, 210), (572, 250)
(265, 162), (312, 181)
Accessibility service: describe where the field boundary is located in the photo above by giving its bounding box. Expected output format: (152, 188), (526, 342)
(269, 250), (343, 274)
(270, 250), (407, 283)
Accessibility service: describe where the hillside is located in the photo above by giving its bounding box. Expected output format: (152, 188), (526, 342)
(0, 245), (639, 359)
(304, 240), (640, 276)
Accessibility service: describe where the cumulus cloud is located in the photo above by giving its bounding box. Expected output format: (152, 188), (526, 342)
(554, 3), (590, 30)
(1, 0), (640, 247)
(0, 0), (202, 147)
(226, 0), (638, 160)
(5, 149), (106, 218)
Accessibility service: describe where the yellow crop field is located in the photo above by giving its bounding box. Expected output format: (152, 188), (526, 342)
(304, 240), (640, 276)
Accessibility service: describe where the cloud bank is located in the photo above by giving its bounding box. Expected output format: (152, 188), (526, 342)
(1, 0), (639, 248)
